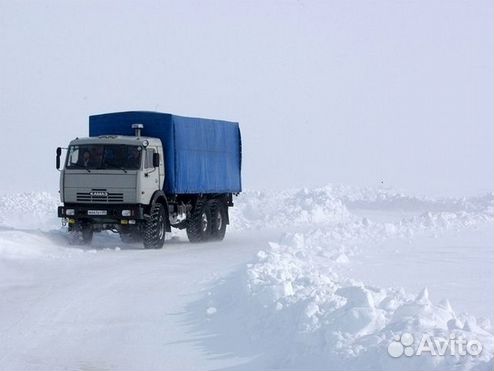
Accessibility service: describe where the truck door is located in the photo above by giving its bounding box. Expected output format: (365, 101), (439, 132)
(139, 147), (160, 204)
(156, 145), (165, 190)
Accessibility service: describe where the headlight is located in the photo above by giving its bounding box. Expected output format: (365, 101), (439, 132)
(66, 209), (75, 216)
(122, 210), (131, 216)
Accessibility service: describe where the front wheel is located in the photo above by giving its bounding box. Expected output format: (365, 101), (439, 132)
(82, 227), (93, 244)
(68, 223), (93, 245)
(143, 203), (166, 249)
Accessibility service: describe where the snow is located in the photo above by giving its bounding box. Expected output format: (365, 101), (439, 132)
(0, 186), (492, 370)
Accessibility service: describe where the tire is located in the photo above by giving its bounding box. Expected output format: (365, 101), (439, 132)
(209, 200), (227, 241)
(186, 199), (212, 243)
(68, 223), (93, 245)
(82, 226), (93, 244)
(143, 203), (166, 249)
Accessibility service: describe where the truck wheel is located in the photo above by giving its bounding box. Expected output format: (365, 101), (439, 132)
(186, 200), (212, 243)
(82, 226), (93, 244)
(68, 224), (93, 245)
(143, 203), (166, 249)
(209, 200), (227, 241)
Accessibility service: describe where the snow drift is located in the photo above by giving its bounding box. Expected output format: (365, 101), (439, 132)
(204, 186), (494, 370)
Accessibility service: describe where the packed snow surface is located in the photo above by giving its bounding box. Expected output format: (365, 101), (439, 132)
(0, 186), (492, 370)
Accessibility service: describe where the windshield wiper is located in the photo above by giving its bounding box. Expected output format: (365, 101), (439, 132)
(102, 163), (127, 174)
(101, 162), (127, 173)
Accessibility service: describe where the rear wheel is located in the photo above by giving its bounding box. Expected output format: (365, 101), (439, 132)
(143, 203), (166, 249)
(209, 200), (227, 241)
(186, 199), (212, 243)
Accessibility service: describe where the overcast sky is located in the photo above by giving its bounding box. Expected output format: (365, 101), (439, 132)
(0, 0), (492, 196)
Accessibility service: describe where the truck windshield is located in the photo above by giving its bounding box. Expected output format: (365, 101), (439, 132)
(66, 144), (142, 170)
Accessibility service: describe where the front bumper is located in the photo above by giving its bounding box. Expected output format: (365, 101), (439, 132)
(58, 203), (145, 222)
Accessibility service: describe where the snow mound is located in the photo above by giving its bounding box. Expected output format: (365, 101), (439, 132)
(0, 193), (74, 259)
(230, 188), (351, 231)
(239, 238), (493, 370)
(230, 186), (493, 232)
(205, 186), (494, 370)
(0, 192), (61, 231)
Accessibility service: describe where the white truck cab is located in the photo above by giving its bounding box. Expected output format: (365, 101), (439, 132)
(61, 135), (164, 206)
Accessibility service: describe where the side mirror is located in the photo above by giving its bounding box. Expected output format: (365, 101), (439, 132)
(56, 147), (62, 170)
(153, 152), (160, 168)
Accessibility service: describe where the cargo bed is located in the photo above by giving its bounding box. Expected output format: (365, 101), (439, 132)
(89, 111), (242, 194)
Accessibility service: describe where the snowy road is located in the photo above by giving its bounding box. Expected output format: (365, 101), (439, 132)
(0, 187), (492, 370)
(0, 230), (273, 370)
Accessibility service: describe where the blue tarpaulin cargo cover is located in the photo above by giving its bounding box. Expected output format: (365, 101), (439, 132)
(89, 111), (242, 194)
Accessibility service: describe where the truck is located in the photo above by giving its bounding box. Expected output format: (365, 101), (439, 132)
(56, 111), (242, 249)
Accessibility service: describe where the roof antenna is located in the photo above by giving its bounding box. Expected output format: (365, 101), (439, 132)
(132, 123), (144, 137)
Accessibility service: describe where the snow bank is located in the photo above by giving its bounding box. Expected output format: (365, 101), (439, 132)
(230, 188), (351, 231)
(209, 186), (494, 370)
(239, 238), (493, 370)
(0, 193), (74, 259)
(0, 192), (61, 231)
(231, 186), (493, 232)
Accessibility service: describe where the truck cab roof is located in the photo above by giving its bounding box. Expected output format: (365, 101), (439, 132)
(69, 135), (162, 147)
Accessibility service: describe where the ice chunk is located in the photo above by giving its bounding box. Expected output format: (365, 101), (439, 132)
(206, 307), (217, 315)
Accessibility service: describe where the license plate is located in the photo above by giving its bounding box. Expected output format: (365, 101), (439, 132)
(88, 210), (107, 216)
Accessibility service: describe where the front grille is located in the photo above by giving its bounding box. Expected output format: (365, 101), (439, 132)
(76, 192), (124, 203)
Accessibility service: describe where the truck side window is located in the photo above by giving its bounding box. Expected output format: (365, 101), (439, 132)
(68, 147), (79, 165)
(145, 148), (156, 169)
